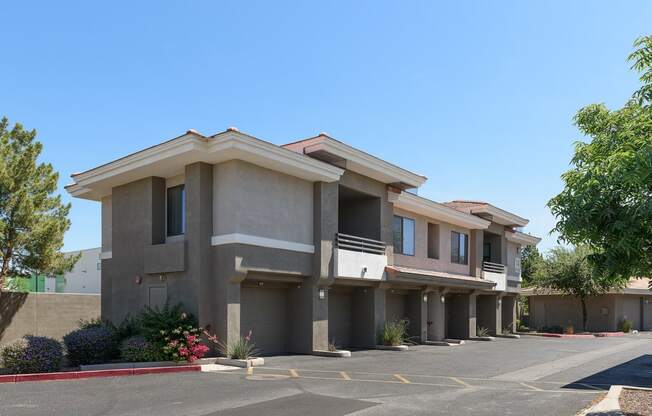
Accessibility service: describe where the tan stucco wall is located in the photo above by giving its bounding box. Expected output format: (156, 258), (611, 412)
(505, 241), (521, 280)
(392, 207), (471, 275)
(213, 160), (314, 245)
(0, 292), (101, 345)
(529, 294), (652, 332)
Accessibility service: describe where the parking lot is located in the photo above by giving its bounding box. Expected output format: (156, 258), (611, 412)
(1, 334), (651, 416)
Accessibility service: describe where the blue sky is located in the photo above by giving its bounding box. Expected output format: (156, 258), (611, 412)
(1, 1), (650, 252)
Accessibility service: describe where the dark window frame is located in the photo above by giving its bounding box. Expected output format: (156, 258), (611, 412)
(451, 231), (469, 265)
(393, 215), (415, 256)
(166, 184), (186, 237)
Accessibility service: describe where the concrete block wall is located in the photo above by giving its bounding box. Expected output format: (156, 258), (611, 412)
(0, 292), (100, 345)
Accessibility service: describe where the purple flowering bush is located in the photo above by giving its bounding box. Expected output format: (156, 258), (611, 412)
(63, 326), (118, 366)
(120, 336), (160, 362)
(0, 335), (63, 374)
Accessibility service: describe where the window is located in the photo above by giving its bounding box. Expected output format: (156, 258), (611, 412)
(167, 185), (185, 237)
(483, 242), (491, 263)
(393, 215), (415, 256)
(427, 223), (439, 259)
(451, 231), (468, 264)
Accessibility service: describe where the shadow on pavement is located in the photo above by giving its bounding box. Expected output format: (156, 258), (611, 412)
(564, 354), (652, 391)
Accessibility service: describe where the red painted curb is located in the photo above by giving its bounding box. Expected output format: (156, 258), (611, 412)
(3, 364), (202, 383)
(79, 369), (134, 379)
(0, 374), (17, 383)
(133, 365), (201, 375)
(16, 372), (78, 382)
(595, 332), (626, 337)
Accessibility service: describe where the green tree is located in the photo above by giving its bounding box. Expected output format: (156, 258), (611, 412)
(0, 117), (77, 291)
(533, 246), (625, 331)
(520, 245), (543, 287)
(548, 35), (652, 287)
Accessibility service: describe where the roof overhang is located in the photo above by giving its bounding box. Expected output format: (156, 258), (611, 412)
(385, 266), (495, 290)
(470, 205), (529, 227)
(505, 230), (541, 246)
(284, 135), (426, 189)
(66, 130), (345, 201)
(388, 191), (490, 230)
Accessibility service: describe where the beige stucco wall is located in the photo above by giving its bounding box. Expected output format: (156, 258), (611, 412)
(0, 292), (101, 345)
(529, 294), (652, 332)
(213, 160), (314, 245)
(392, 207), (471, 275)
(505, 241), (521, 280)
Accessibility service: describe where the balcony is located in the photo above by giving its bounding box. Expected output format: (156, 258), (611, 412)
(482, 261), (506, 291)
(333, 233), (387, 280)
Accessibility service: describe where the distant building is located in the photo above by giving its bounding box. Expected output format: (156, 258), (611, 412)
(7, 248), (101, 294)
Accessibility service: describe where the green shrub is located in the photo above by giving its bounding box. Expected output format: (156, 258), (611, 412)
(63, 326), (118, 366)
(120, 336), (161, 362)
(136, 304), (196, 344)
(380, 319), (408, 346)
(211, 330), (259, 360)
(476, 326), (490, 337)
(620, 319), (632, 333)
(78, 317), (104, 329)
(1, 335), (63, 374)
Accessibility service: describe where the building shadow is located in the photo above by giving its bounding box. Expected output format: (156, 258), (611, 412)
(563, 354), (652, 390)
(0, 291), (28, 341)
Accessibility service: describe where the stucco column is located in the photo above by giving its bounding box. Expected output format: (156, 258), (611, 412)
(468, 291), (478, 338)
(495, 294), (503, 335)
(469, 230), (484, 278)
(427, 288), (447, 341)
(304, 181), (338, 352)
(185, 162), (213, 327)
(418, 289), (428, 343)
(501, 295), (517, 333)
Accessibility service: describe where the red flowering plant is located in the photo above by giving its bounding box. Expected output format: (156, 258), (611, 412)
(137, 304), (210, 363)
(161, 326), (209, 363)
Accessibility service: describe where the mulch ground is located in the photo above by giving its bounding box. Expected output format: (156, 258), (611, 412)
(620, 389), (652, 416)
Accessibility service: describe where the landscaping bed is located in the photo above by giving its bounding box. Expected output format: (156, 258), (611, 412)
(519, 331), (625, 338)
(1, 303), (262, 377)
(620, 388), (652, 416)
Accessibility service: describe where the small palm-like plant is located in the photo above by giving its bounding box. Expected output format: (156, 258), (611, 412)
(214, 330), (259, 360)
(476, 326), (490, 338)
(328, 339), (339, 352)
(380, 319), (409, 346)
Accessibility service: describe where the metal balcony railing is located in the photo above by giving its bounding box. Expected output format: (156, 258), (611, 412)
(482, 261), (506, 274)
(335, 233), (386, 255)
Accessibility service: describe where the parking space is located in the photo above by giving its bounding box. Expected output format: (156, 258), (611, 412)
(1, 334), (650, 416)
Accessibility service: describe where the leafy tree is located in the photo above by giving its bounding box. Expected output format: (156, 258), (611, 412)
(533, 246), (625, 331)
(520, 245), (543, 287)
(548, 35), (652, 288)
(0, 117), (77, 291)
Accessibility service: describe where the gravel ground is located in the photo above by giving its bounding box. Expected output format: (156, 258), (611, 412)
(620, 389), (652, 416)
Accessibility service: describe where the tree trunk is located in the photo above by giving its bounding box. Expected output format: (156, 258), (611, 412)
(581, 297), (588, 331)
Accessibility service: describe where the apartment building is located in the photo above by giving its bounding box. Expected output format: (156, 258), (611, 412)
(66, 129), (540, 355)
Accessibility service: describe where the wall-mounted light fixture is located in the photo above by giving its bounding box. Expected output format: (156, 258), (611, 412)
(135, 275), (142, 285)
(258, 281), (264, 287)
(440, 295), (445, 303)
(498, 298), (502, 305)
(319, 289), (326, 300)
(423, 294), (428, 302)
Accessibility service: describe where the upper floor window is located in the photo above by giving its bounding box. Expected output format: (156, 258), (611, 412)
(167, 185), (185, 237)
(451, 231), (468, 264)
(427, 223), (439, 259)
(393, 215), (415, 256)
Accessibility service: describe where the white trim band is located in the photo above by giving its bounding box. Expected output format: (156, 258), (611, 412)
(211, 233), (315, 254)
(100, 251), (113, 260)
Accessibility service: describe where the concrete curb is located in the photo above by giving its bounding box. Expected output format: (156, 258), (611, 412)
(443, 339), (466, 345)
(376, 345), (409, 351)
(495, 334), (520, 339)
(577, 385), (652, 415)
(0, 365), (201, 383)
(313, 349), (352, 357)
(80, 357), (218, 371)
(468, 336), (496, 342)
(423, 341), (460, 346)
(216, 357), (265, 368)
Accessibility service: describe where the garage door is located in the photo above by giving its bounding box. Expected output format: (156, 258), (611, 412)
(240, 286), (288, 355)
(329, 289), (353, 348)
